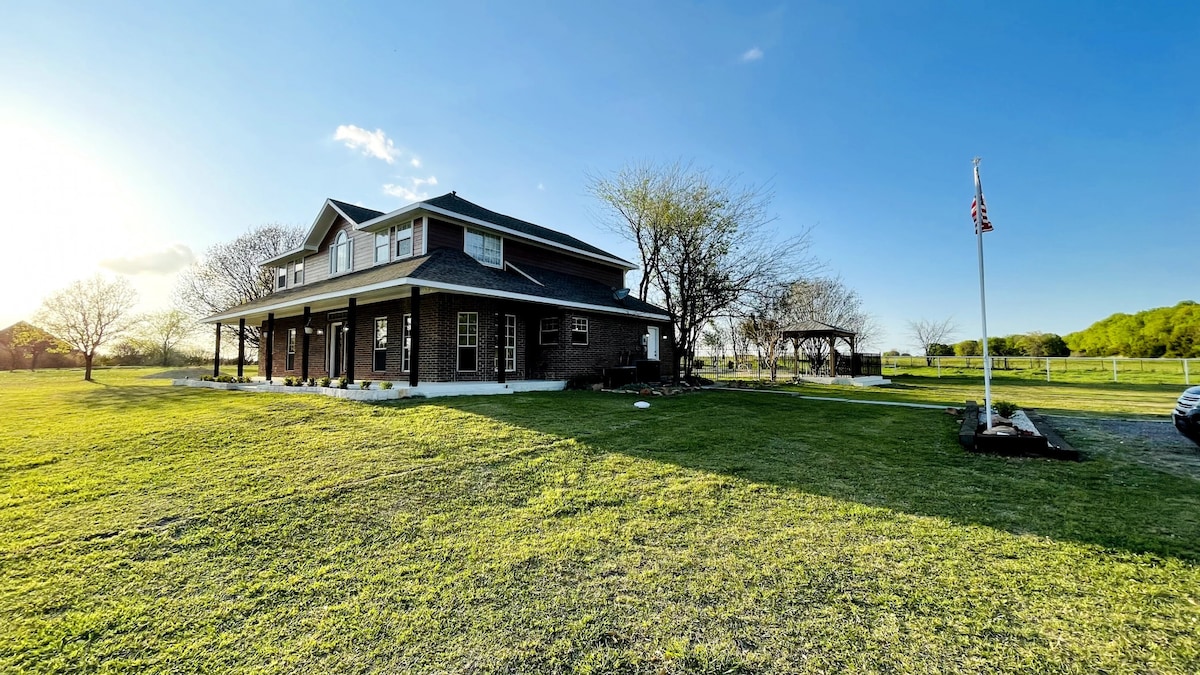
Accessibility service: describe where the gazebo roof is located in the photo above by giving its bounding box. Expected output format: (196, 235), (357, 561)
(781, 319), (856, 339)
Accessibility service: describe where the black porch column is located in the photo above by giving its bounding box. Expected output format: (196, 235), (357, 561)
(346, 298), (356, 383)
(237, 318), (246, 378)
(495, 311), (506, 384)
(409, 287), (421, 387)
(265, 313), (275, 382)
(301, 306), (311, 380)
(213, 323), (221, 377)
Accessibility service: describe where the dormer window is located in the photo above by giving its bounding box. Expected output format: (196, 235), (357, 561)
(396, 222), (413, 258)
(331, 231), (351, 274)
(277, 266), (287, 289)
(293, 259), (304, 285)
(374, 231), (390, 264)
(465, 229), (501, 267)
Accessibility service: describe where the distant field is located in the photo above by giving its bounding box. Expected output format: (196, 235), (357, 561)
(2, 368), (1198, 673)
(709, 369), (1186, 418)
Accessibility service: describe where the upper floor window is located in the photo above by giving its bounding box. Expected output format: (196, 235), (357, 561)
(396, 221), (414, 258)
(277, 266), (287, 289)
(331, 231), (351, 274)
(465, 229), (501, 267)
(374, 231), (390, 264)
(293, 259), (304, 285)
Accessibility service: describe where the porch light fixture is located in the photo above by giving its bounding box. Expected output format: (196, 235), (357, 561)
(304, 317), (313, 335)
(342, 325), (350, 333)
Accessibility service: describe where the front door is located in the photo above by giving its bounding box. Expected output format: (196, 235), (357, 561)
(646, 326), (660, 361)
(329, 322), (345, 377)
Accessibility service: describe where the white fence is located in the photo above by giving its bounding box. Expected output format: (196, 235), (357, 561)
(692, 354), (1195, 385)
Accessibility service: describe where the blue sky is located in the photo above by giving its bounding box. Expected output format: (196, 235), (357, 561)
(1, 1), (1196, 351)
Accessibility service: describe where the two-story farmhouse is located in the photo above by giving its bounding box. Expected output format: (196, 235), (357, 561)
(203, 192), (673, 389)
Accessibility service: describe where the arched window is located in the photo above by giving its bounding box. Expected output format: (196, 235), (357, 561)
(331, 231), (351, 274)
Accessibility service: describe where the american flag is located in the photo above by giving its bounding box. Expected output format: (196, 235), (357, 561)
(972, 168), (993, 234)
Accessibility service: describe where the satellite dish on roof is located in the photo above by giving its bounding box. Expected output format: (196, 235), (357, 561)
(613, 288), (630, 300)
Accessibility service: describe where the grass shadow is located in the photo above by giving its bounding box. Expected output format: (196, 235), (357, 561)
(429, 390), (1200, 563)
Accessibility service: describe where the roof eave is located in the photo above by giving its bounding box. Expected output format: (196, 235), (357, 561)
(201, 277), (670, 324)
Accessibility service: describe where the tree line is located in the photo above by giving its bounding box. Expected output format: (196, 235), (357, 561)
(1064, 301), (1199, 358)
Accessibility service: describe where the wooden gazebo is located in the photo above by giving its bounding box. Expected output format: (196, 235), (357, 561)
(781, 319), (859, 377)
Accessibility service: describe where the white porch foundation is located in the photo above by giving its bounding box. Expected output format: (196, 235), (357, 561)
(172, 378), (566, 399)
(795, 375), (892, 387)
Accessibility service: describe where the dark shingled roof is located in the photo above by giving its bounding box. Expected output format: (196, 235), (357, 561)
(781, 319), (856, 337)
(423, 193), (623, 261)
(209, 248), (666, 320)
(328, 199), (384, 225)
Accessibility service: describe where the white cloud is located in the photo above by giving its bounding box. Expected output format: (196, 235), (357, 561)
(383, 183), (427, 202)
(334, 125), (400, 163)
(410, 157), (421, 168)
(384, 175), (440, 201)
(99, 244), (195, 275)
(741, 47), (764, 62)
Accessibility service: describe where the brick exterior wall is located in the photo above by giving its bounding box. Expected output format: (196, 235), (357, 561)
(260, 293), (672, 383)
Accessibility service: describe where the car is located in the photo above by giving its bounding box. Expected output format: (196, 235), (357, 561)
(1174, 385), (1200, 446)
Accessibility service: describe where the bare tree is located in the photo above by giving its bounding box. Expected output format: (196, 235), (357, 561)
(36, 275), (137, 380)
(175, 224), (304, 349)
(138, 309), (198, 366)
(590, 162), (815, 381)
(908, 317), (959, 357)
(786, 277), (877, 372)
(700, 324), (727, 369)
(742, 283), (792, 381)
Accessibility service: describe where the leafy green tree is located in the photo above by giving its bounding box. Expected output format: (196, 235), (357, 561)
(926, 343), (954, 356)
(954, 339), (981, 356)
(12, 324), (70, 370)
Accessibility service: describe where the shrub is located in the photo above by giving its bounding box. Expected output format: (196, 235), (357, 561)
(306, 377), (316, 387)
(338, 377), (349, 390)
(360, 380), (371, 390)
(238, 376), (251, 384)
(283, 377), (295, 387)
(200, 375), (214, 382)
(318, 377), (332, 388)
(215, 375), (234, 383)
(994, 400), (1018, 418)
(380, 381), (393, 390)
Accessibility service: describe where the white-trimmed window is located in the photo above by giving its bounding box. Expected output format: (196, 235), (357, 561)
(539, 317), (559, 345)
(286, 328), (296, 370)
(293, 259), (304, 285)
(457, 312), (478, 371)
(396, 221), (414, 258)
(373, 317), (387, 371)
(331, 231), (351, 274)
(465, 229), (501, 267)
(571, 317), (589, 345)
(505, 314), (517, 372)
(401, 314), (412, 371)
(374, 231), (390, 264)
(277, 266), (287, 289)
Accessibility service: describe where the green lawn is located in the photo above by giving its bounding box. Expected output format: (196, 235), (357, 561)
(2, 369), (1198, 673)
(717, 373), (1185, 419)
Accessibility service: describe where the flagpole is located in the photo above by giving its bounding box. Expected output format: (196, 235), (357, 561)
(973, 157), (993, 429)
